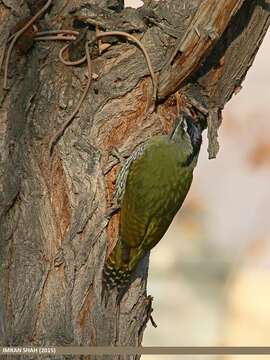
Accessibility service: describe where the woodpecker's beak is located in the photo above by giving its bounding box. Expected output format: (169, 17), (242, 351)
(178, 105), (185, 125)
(175, 91), (184, 125)
(170, 102), (186, 139)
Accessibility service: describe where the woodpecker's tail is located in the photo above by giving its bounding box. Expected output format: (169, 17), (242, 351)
(102, 249), (132, 306)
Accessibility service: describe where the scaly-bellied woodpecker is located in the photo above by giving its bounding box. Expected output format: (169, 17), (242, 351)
(103, 109), (202, 304)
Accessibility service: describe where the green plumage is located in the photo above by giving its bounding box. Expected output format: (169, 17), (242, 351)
(103, 113), (202, 303)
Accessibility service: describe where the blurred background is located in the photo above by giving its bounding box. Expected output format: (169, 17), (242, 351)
(125, 1), (270, 358)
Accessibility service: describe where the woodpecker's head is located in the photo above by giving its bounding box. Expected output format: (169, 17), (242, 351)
(170, 110), (202, 166)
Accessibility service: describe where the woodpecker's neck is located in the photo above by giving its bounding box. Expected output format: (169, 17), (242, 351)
(186, 117), (202, 160)
(170, 114), (202, 167)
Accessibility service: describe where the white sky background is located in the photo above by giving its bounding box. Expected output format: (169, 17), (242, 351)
(124, 0), (144, 7)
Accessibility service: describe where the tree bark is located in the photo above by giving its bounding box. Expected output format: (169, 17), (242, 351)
(0, 0), (269, 358)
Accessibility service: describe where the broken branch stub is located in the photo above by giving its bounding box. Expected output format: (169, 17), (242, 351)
(158, 0), (245, 100)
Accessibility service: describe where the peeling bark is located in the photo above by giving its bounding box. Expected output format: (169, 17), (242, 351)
(0, 0), (269, 358)
(158, 0), (245, 99)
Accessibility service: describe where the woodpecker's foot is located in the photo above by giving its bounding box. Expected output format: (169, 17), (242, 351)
(111, 148), (125, 165)
(105, 201), (120, 219)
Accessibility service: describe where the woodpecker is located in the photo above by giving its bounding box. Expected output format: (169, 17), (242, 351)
(103, 110), (202, 304)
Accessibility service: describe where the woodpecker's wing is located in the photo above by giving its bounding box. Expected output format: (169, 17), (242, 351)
(119, 136), (193, 250)
(113, 142), (147, 203)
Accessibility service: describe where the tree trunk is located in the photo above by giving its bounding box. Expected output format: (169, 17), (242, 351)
(0, 0), (269, 357)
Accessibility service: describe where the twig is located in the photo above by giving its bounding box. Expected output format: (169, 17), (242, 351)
(36, 30), (79, 37)
(59, 31), (156, 101)
(0, 41), (7, 72)
(150, 315), (157, 328)
(34, 35), (77, 41)
(58, 44), (86, 66)
(49, 40), (92, 155)
(3, 0), (52, 89)
(34, 30), (79, 43)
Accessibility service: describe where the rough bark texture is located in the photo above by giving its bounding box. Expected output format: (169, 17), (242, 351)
(0, 0), (269, 358)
